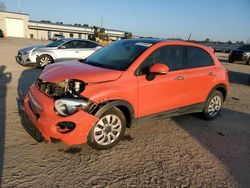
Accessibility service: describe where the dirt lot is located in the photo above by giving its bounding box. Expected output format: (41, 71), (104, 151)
(0, 38), (250, 188)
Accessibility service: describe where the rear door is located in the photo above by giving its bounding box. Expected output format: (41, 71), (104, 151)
(137, 45), (187, 117)
(183, 46), (216, 106)
(54, 40), (81, 61)
(77, 41), (100, 59)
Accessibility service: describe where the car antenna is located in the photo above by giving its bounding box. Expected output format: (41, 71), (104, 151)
(187, 33), (192, 41)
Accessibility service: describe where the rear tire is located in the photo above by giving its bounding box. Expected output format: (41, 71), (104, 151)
(228, 57), (234, 63)
(203, 90), (224, 120)
(37, 54), (53, 68)
(88, 107), (126, 150)
(246, 58), (250, 65)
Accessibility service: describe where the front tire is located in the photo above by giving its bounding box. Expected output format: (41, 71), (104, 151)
(88, 107), (126, 150)
(36, 54), (53, 68)
(203, 90), (224, 120)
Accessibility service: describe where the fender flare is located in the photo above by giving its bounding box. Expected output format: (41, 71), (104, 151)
(207, 83), (228, 101)
(95, 100), (135, 127)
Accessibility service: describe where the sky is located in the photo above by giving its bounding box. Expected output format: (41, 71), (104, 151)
(1, 0), (250, 42)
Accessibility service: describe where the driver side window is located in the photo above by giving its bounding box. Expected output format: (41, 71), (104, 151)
(138, 45), (184, 75)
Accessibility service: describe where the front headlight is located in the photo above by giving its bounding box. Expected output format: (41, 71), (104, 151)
(54, 98), (89, 116)
(37, 79), (85, 98)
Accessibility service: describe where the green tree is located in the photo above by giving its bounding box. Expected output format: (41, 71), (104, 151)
(205, 38), (210, 43)
(100, 28), (105, 33)
(124, 32), (132, 39)
(239, 41), (244, 45)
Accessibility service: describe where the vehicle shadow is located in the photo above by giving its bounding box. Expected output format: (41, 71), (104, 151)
(229, 71), (250, 86)
(0, 66), (12, 185)
(172, 108), (250, 187)
(172, 68), (250, 187)
(16, 68), (42, 140)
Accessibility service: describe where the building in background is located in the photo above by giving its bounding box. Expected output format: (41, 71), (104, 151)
(0, 11), (127, 41)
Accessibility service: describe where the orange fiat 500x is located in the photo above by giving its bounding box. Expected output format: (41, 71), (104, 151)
(21, 39), (229, 149)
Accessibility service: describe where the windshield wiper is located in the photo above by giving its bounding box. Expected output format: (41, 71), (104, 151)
(85, 61), (119, 70)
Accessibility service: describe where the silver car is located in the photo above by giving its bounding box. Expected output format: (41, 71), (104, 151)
(16, 39), (102, 68)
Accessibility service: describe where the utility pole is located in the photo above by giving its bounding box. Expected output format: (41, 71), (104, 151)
(17, 1), (21, 13)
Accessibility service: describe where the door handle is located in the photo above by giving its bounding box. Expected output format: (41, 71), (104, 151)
(208, 71), (216, 76)
(175, 76), (185, 80)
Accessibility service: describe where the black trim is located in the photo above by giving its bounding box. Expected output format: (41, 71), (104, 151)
(95, 100), (135, 127)
(208, 84), (228, 100)
(134, 102), (204, 123)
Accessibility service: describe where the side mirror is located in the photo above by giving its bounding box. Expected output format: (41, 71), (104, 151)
(59, 45), (66, 49)
(149, 63), (169, 75)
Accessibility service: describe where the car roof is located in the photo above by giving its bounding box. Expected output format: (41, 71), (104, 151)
(60, 38), (100, 45)
(119, 38), (209, 49)
(121, 38), (166, 44)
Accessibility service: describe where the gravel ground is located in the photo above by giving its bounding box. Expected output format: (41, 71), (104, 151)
(0, 38), (249, 188)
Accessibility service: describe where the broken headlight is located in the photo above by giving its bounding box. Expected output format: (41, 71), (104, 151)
(36, 79), (85, 98)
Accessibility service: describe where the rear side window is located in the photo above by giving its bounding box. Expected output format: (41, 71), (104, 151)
(64, 41), (80, 48)
(186, 46), (213, 68)
(85, 42), (98, 48)
(76, 41), (98, 48)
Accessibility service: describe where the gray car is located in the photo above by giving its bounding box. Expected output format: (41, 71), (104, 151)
(16, 38), (102, 68)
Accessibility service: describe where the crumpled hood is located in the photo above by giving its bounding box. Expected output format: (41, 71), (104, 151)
(39, 61), (123, 84)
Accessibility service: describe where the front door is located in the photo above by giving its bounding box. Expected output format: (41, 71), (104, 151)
(137, 45), (187, 117)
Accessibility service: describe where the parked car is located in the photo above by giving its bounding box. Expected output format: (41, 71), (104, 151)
(0, 29), (4, 38)
(16, 38), (102, 68)
(228, 45), (250, 64)
(21, 39), (230, 149)
(52, 34), (65, 41)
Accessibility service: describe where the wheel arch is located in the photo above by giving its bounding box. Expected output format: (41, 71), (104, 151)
(36, 53), (54, 63)
(209, 83), (228, 101)
(94, 100), (135, 128)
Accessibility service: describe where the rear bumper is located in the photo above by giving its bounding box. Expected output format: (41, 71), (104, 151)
(22, 84), (99, 145)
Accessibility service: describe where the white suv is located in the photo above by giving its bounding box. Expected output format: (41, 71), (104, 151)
(16, 39), (102, 68)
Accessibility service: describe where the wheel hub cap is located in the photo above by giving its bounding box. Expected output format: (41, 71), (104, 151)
(93, 114), (122, 146)
(208, 96), (222, 117)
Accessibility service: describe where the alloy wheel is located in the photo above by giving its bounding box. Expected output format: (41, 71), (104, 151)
(40, 56), (51, 66)
(208, 95), (222, 117)
(93, 114), (122, 146)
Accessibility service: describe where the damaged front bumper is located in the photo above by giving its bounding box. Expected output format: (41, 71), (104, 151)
(16, 51), (36, 66)
(22, 83), (99, 145)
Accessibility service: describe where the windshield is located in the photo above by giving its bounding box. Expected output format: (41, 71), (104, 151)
(46, 40), (65, 47)
(85, 40), (151, 70)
